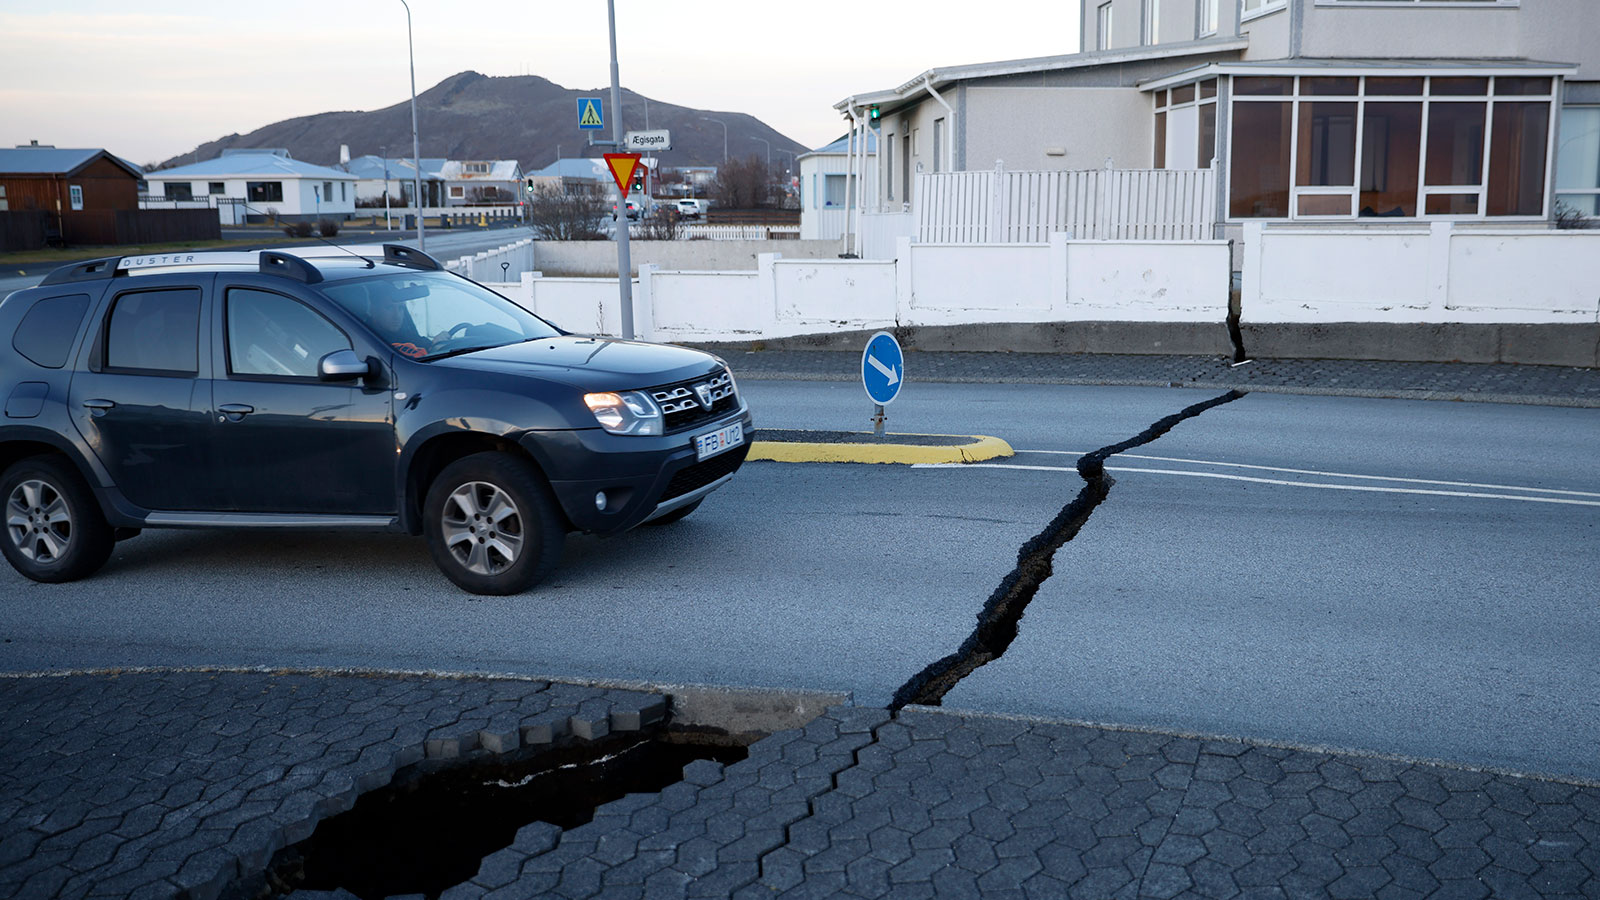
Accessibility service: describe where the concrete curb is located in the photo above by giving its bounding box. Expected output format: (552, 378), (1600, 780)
(749, 433), (1015, 465)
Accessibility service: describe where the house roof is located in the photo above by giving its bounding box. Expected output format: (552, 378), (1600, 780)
(343, 155), (447, 181)
(145, 153), (355, 181)
(528, 158), (611, 179)
(1140, 57), (1579, 90)
(0, 147), (142, 178)
(798, 130), (878, 161)
(834, 36), (1250, 116)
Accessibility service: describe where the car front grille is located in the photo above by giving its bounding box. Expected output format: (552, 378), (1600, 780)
(650, 370), (739, 432)
(660, 442), (750, 502)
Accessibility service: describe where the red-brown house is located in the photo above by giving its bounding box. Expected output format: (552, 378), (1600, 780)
(0, 144), (217, 250)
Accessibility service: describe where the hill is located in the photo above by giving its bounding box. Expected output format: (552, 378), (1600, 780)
(155, 71), (809, 172)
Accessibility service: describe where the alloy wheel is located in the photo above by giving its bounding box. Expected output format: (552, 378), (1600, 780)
(6, 479), (73, 563)
(440, 481), (524, 576)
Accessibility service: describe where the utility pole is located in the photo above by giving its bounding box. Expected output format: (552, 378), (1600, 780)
(401, 0), (425, 250)
(607, 0), (634, 340)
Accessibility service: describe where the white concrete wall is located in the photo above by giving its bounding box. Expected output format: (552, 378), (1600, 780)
(773, 259), (897, 327)
(909, 244), (1056, 314)
(495, 236), (1232, 342)
(1241, 222), (1600, 323)
(531, 239), (841, 276)
(1065, 240), (1232, 321)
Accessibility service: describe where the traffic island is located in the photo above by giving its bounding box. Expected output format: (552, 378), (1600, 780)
(749, 428), (1014, 465)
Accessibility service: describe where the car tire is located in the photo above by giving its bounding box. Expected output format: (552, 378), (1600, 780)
(644, 498), (702, 526)
(1, 455), (115, 584)
(423, 452), (565, 595)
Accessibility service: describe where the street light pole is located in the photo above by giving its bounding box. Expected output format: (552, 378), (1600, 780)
(750, 136), (770, 170)
(400, 0), (425, 250)
(702, 117), (728, 162)
(607, 0), (634, 340)
(380, 145), (391, 231)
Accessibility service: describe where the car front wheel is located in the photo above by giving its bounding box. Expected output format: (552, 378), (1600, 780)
(1, 456), (115, 584)
(423, 452), (565, 595)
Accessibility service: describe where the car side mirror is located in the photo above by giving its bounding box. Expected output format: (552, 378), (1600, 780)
(319, 349), (371, 381)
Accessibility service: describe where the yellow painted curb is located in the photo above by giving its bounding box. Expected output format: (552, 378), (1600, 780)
(748, 434), (1014, 465)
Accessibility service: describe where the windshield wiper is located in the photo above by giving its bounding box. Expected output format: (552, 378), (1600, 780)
(423, 344), (503, 362)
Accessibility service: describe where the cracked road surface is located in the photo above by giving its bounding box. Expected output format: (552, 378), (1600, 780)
(2, 381), (1597, 784)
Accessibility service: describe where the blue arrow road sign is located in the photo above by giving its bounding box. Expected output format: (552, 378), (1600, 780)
(862, 331), (904, 405)
(577, 97), (604, 130)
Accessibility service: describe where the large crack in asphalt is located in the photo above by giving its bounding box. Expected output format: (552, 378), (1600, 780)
(889, 389), (1249, 711)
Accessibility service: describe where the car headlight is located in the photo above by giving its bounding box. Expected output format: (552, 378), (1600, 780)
(584, 390), (663, 435)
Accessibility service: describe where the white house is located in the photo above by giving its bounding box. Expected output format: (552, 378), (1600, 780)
(438, 159), (524, 206)
(143, 149), (356, 223)
(835, 0), (1600, 230)
(798, 130), (878, 241)
(343, 155), (446, 208)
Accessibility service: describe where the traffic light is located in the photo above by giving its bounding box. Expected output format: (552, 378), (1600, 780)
(525, 178), (535, 194)
(869, 105), (880, 121)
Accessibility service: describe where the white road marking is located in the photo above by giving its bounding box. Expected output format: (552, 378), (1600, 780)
(912, 461), (1600, 507)
(1007, 450), (1600, 500)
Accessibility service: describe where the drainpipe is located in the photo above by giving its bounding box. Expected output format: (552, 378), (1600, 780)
(847, 103), (867, 257)
(842, 109), (857, 256)
(921, 75), (954, 174)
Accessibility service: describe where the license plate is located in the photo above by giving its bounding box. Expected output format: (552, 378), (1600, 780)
(694, 421), (744, 460)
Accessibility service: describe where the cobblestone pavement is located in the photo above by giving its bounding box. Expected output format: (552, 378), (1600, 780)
(431, 707), (1600, 900)
(5, 673), (1600, 898)
(0, 671), (666, 900)
(719, 350), (1600, 407)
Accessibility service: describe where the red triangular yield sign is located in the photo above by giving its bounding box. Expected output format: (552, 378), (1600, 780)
(603, 153), (642, 197)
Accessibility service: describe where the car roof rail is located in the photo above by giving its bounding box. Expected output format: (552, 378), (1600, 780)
(39, 256), (123, 286)
(382, 244), (442, 271)
(259, 251), (324, 284)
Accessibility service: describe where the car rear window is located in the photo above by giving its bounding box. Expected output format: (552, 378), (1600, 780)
(12, 293), (90, 369)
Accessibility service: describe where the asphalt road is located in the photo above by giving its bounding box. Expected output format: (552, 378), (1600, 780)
(1, 381), (1596, 787)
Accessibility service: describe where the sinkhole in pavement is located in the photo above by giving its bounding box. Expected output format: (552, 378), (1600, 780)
(248, 732), (749, 900)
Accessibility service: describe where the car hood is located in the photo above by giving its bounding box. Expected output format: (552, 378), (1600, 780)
(431, 336), (725, 389)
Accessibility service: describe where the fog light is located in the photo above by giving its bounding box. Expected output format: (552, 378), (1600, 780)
(595, 492), (608, 511)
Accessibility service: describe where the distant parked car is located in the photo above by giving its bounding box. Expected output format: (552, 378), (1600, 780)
(612, 199), (642, 220)
(676, 199), (708, 219)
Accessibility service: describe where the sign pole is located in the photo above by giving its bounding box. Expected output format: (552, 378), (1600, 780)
(861, 331), (905, 436)
(606, 0), (634, 341)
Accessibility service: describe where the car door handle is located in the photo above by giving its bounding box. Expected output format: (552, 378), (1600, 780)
(82, 399), (115, 410)
(218, 403), (255, 422)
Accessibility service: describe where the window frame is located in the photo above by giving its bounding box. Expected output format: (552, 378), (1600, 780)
(1554, 106), (1600, 218)
(1142, 0), (1160, 45)
(1153, 79), (1221, 170)
(1199, 0), (1220, 35)
(246, 181), (284, 203)
(223, 287), (353, 383)
(1221, 72), (1556, 222)
(1097, 1), (1114, 50)
(99, 287), (204, 377)
(1241, 0), (1289, 22)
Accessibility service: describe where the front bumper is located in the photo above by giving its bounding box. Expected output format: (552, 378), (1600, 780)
(523, 406), (755, 535)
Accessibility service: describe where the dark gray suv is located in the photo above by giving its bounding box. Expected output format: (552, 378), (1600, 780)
(0, 245), (752, 594)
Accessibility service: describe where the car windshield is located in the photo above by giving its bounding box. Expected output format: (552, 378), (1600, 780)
(322, 271), (560, 361)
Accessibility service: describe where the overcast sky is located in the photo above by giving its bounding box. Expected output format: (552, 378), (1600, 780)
(0, 0), (1082, 166)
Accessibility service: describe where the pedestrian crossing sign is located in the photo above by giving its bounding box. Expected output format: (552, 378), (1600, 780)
(577, 97), (604, 130)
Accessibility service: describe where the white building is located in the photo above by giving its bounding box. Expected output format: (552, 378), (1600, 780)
(143, 150), (356, 223)
(836, 0), (1600, 229)
(798, 130), (878, 241)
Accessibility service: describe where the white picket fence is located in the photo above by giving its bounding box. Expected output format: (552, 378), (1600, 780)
(916, 165), (1217, 243)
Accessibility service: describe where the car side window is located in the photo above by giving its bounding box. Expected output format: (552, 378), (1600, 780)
(104, 288), (201, 375)
(226, 288), (350, 379)
(13, 293), (90, 368)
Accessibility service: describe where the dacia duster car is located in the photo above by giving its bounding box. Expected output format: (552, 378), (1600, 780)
(0, 244), (752, 595)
